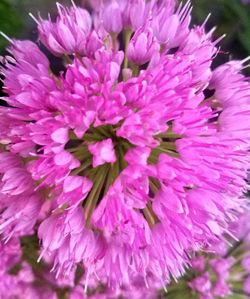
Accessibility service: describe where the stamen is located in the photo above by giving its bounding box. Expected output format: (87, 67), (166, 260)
(28, 12), (40, 24)
(0, 31), (13, 43)
(241, 56), (250, 64)
(202, 13), (211, 27)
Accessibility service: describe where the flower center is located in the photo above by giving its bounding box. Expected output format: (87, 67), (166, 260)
(64, 124), (182, 226)
(65, 125), (133, 225)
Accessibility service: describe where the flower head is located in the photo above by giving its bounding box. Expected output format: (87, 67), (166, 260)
(0, 0), (249, 291)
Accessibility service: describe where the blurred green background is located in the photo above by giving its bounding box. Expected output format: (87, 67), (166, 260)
(0, 0), (250, 57)
(192, 0), (250, 60)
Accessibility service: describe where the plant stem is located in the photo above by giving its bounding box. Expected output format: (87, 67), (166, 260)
(84, 164), (109, 226)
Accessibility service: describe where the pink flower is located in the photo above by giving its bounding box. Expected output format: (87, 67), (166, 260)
(0, 152), (42, 240)
(68, 286), (87, 299)
(34, 4), (92, 55)
(191, 256), (206, 272)
(56, 175), (93, 209)
(152, 0), (191, 46)
(2, 40), (56, 111)
(242, 255), (250, 273)
(200, 294), (215, 299)
(88, 138), (116, 167)
(210, 257), (235, 279)
(127, 27), (160, 65)
(243, 276), (250, 294)
(123, 0), (147, 30)
(212, 278), (232, 297)
(0, 0), (249, 291)
(0, 239), (21, 274)
(189, 272), (212, 294)
(102, 1), (123, 33)
(210, 61), (250, 142)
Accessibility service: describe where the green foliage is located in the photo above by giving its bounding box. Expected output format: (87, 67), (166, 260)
(192, 0), (250, 56)
(0, 0), (23, 51)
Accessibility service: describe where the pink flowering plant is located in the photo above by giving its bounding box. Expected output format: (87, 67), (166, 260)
(0, 0), (249, 298)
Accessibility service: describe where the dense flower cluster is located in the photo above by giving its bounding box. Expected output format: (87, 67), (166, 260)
(189, 256), (235, 299)
(0, 0), (249, 297)
(184, 211), (250, 299)
(148, 211), (250, 299)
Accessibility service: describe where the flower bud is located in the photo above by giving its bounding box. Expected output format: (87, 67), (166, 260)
(127, 27), (159, 65)
(102, 1), (123, 33)
(36, 4), (92, 55)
